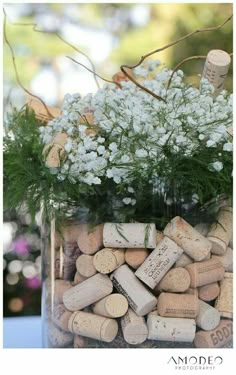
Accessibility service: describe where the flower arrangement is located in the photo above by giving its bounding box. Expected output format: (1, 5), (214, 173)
(4, 59), (233, 228)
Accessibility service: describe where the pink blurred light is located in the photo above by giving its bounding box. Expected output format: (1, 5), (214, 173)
(25, 276), (42, 289)
(13, 237), (29, 255)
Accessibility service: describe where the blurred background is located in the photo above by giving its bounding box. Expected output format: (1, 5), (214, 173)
(3, 2), (233, 317)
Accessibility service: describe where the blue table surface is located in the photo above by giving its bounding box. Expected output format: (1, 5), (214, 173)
(3, 316), (42, 348)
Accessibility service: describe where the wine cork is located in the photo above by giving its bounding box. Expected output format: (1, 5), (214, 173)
(147, 314), (196, 342)
(111, 264), (157, 316)
(43, 132), (68, 168)
(201, 50), (231, 96)
(55, 242), (80, 280)
(155, 268), (191, 293)
(103, 223), (156, 249)
(54, 280), (72, 304)
(92, 293), (128, 318)
(28, 98), (61, 123)
(215, 272), (233, 318)
(207, 206), (233, 255)
(73, 335), (88, 348)
(63, 273), (113, 311)
(78, 113), (96, 136)
(112, 71), (132, 85)
(76, 254), (97, 278)
(125, 248), (149, 269)
(135, 237), (183, 289)
(156, 230), (164, 244)
(163, 216), (212, 261)
(196, 300), (221, 331)
(93, 248), (125, 274)
(77, 224), (103, 255)
(212, 247), (233, 272)
(68, 311), (118, 342)
(174, 253), (193, 268)
(121, 308), (148, 345)
(73, 271), (87, 285)
(198, 282), (220, 302)
(186, 288), (198, 297)
(185, 258), (225, 288)
(194, 319), (233, 348)
(47, 321), (73, 348)
(157, 292), (199, 318)
(52, 304), (72, 332)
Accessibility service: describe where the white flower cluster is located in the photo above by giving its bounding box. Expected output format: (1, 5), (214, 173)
(39, 60), (233, 202)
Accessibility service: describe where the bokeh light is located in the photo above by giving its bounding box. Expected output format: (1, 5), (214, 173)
(6, 273), (19, 286)
(8, 298), (24, 313)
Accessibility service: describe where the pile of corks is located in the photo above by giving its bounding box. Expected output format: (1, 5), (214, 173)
(43, 206), (233, 348)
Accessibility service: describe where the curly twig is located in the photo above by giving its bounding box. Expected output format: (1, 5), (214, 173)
(167, 55), (206, 90)
(7, 19), (101, 89)
(121, 14), (233, 101)
(66, 56), (115, 85)
(3, 9), (53, 118)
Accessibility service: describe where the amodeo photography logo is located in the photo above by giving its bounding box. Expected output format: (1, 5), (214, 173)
(167, 355), (223, 371)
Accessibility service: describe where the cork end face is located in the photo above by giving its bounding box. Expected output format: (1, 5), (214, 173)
(77, 224), (103, 255)
(94, 249), (118, 274)
(105, 294), (129, 318)
(43, 143), (65, 168)
(207, 50), (231, 66)
(100, 319), (118, 342)
(208, 237), (227, 255)
(123, 323), (148, 345)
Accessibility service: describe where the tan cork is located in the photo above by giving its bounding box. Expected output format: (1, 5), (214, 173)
(28, 99), (61, 123)
(68, 311), (118, 342)
(196, 300), (221, 331)
(185, 258), (225, 288)
(92, 293), (128, 318)
(215, 272), (233, 319)
(194, 319), (233, 348)
(207, 206), (232, 255)
(93, 248), (125, 274)
(135, 236), (183, 289)
(77, 224), (104, 255)
(147, 314), (196, 342)
(125, 248), (149, 269)
(76, 254), (97, 278)
(157, 292), (199, 318)
(198, 282), (220, 302)
(155, 267), (191, 293)
(63, 273), (113, 311)
(121, 308), (148, 345)
(111, 264), (157, 316)
(163, 216), (212, 261)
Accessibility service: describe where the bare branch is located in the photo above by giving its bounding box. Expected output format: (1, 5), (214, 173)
(167, 55), (206, 90)
(8, 19), (101, 89)
(3, 9), (53, 118)
(121, 14), (232, 101)
(66, 56), (115, 85)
